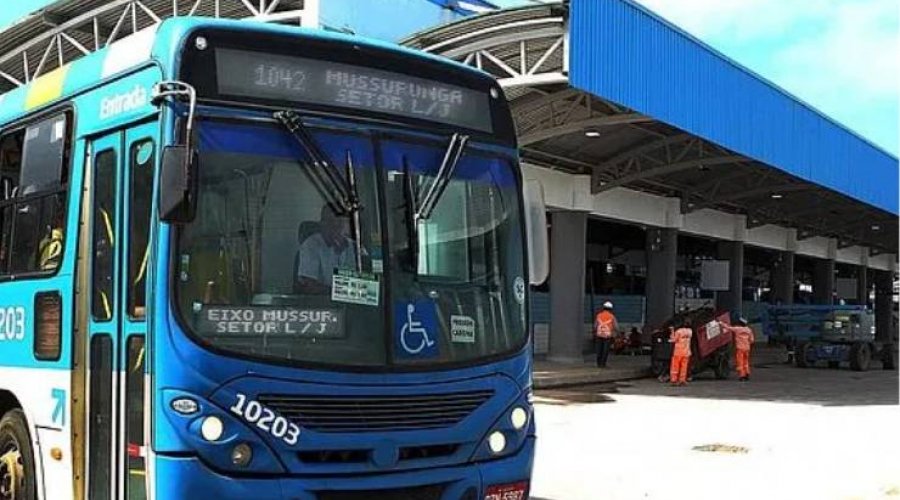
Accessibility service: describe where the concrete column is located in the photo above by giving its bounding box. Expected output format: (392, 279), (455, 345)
(772, 250), (794, 305)
(874, 270), (894, 345)
(645, 227), (677, 331)
(548, 211), (587, 364)
(812, 258), (835, 305)
(857, 265), (869, 307)
(716, 240), (744, 318)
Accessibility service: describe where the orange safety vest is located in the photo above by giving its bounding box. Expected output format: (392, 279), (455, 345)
(670, 327), (692, 357)
(731, 326), (755, 351)
(595, 311), (616, 338)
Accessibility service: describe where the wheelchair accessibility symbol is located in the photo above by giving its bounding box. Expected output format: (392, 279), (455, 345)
(394, 300), (439, 358)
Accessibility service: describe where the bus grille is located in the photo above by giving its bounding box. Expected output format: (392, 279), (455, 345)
(258, 390), (493, 433)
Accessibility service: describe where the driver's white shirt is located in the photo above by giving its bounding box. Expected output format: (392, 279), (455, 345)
(297, 233), (356, 285)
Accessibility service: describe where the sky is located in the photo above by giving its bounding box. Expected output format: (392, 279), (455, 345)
(0, 0), (55, 30)
(3, 0), (897, 155)
(495, 0), (899, 156)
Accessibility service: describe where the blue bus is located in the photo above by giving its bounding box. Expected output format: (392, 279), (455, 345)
(0, 17), (548, 500)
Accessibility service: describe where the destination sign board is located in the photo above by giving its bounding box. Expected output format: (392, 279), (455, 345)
(215, 48), (494, 132)
(196, 306), (345, 338)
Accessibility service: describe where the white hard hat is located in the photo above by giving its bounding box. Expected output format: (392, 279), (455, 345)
(603, 301), (614, 309)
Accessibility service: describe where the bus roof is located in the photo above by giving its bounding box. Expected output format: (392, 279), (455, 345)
(0, 16), (490, 128)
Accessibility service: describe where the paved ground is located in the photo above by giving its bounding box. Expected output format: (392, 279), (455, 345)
(533, 355), (650, 389)
(533, 345), (788, 389)
(530, 364), (900, 500)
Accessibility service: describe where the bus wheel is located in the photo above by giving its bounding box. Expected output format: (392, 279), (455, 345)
(0, 410), (35, 500)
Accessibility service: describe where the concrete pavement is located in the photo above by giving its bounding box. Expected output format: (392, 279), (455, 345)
(533, 344), (788, 389)
(530, 364), (900, 500)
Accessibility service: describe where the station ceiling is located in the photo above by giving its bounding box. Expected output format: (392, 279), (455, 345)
(403, 2), (898, 255)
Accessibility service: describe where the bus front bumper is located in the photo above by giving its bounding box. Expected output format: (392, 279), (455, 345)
(154, 436), (535, 499)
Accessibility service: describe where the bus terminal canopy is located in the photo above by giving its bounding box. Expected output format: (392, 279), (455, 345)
(403, 0), (899, 255)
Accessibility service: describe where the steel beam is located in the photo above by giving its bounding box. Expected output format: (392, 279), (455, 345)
(0, 0), (313, 87)
(519, 113), (650, 146)
(594, 155), (745, 193)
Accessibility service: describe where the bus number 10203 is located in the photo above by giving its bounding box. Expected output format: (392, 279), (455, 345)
(230, 393), (301, 445)
(0, 306), (26, 341)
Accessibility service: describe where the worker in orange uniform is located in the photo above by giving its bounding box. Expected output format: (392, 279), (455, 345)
(669, 319), (693, 386)
(594, 301), (618, 368)
(720, 318), (754, 381)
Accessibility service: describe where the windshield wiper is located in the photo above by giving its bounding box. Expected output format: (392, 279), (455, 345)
(401, 133), (469, 272)
(275, 110), (355, 215)
(344, 150), (364, 273)
(402, 155), (420, 270)
(416, 132), (469, 221)
(275, 110), (364, 272)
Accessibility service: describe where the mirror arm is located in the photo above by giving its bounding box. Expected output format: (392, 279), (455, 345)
(151, 81), (197, 150)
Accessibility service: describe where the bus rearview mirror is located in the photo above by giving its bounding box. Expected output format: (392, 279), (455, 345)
(523, 180), (549, 286)
(159, 145), (198, 223)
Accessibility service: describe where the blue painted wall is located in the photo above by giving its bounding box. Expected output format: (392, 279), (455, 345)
(569, 0), (899, 215)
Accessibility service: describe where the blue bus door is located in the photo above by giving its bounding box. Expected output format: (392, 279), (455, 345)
(84, 122), (156, 500)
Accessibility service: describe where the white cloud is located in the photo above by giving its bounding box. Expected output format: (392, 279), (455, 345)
(635, 0), (810, 39)
(774, 1), (898, 98)
(634, 0), (899, 150)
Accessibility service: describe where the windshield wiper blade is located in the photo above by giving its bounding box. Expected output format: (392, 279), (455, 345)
(416, 132), (469, 222)
(274, 110), (354, 214)
(402, 155), (420, 270)
(344, 150), (364, 273)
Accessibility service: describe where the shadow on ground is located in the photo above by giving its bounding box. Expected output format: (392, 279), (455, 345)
(535, 363), (899, 407)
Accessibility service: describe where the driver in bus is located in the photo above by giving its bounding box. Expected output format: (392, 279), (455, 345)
(295, 204), (357, 294)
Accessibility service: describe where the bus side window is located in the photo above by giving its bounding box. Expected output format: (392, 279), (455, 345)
(0, 131), (24, 273)
(92, 150), (117, 321)
(0, 113), (70, 276)
(128, 140), (154, 319)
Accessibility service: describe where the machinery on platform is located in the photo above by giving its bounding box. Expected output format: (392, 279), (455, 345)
(650, 307), (733, 381)
(764, 305), (896, 371)
(794, 309), (897, 371)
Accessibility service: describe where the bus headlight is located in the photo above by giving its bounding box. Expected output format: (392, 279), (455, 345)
(200, 416), (224, 442)
(488, 431), (507, 454)
(510, 407), (528, 430)
(231, 443), (253, 467)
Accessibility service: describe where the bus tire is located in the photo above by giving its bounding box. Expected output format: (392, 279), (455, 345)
(0, 409), (36, 500)
(849, 342), (871, 372)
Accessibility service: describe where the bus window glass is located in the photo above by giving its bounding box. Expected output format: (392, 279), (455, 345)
(20, 115), (67, 192)
(88, 334), (113, 500)
(92, 150), (117, 321)
(125, 335), (146, 500)
(128, 140), (154, 319)
(11, 198), (41, 272)
(383, 140), (527, 366)
(174, 120), (387, 366)
(0, 205), (11, 272)
(37, 193), (65, 271)
(0, 113), (69, 275)
(174, 120), (527, 369)
(0, 131), (23, 200)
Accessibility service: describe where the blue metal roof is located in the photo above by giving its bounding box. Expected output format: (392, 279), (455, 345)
(568, 0), (899, 215)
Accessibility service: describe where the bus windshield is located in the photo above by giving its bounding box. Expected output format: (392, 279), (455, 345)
(174, 119), (527, 368)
